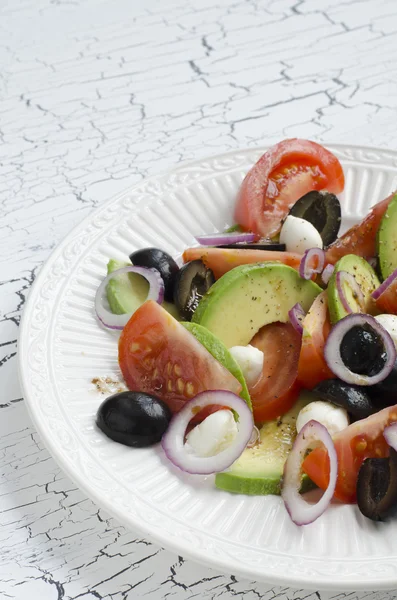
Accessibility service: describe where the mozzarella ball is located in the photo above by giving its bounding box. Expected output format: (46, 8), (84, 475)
(279, 215), (323, 254)
(185, 410), (238, 457)
(296, 401), (349, 437)
(229, 344), (264, 386)
(375, 314), (397, 349)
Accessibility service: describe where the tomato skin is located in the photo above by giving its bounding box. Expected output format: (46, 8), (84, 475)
(182, 247), (302, 279)
(249, 322), (302, 422)
(118, 300), (242, 413)
(297, 291), (333, 389)
(375, 278), (397, 314)
(235, 139), (345, 238)
(302, 404), (397, 503)
(326, 192), (395, 265)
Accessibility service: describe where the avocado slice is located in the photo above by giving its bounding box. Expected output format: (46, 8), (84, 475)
(378, 193), (397, 280)
(327, 254), (380, 323)
(224, 224), (242, 233)
(182, 322), (251, 409)
(215, 391), (315, 495)
(192, 263), (321, 348)
(106, 259), (179, 319)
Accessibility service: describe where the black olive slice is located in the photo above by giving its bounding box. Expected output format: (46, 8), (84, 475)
(129, 247), (179, 302)
(173, 259), (215, 321)
(313, 379), (375, 420)
(215, 242), (286, 251)
(289, 190), (341, 246)
(96, 391), (172, 447)
(357, 448), (397, 521)
(340, 324), (387, 377)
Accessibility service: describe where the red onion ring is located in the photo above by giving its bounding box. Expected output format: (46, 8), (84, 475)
(335, 270), (365, 313)
(322, 264), (334, 285)
(288, 303), (306, 335)
(196, 232), (257, 245)
(299, 248), (325, 280)
(324, 313), (396, 386)
(282, 420), (338, 526)
(161, 390), (254, 474)
(95, 266), (164, 330)
(246, 425), (260, 448)
(372, 267), (397, 300)
(384, 423), (397, 451)
(368, 257), (378, 270)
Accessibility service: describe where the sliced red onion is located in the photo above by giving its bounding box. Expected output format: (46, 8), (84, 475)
(288, 303), (306, 335)
(247, 425), (260, 448)
(161, 391), (254, 475)
(372, 267), (397, 300)
(95, 266), (164, 330)
(282, 420), (337, 525)
(384, 423), (397, 451)
(335, 270), (365, 313)
(368, 257), (378, 270)
(324, 313), (396, 386)
(195, 232), (257, 245)
(322, 264), (334, 285)
(299, 248), (325, 280)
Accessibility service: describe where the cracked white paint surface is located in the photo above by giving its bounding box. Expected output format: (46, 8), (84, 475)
(2, 0), (397, 597)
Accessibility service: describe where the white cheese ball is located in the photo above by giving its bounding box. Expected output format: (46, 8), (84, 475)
(375, 314), (397, 349)
(185, 410), (238, 457)
(229, 344), (264, 386)
(279, 215), (323, 254)
(296, 401), (349, 437)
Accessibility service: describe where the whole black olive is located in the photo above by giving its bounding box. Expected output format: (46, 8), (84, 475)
(173, 259), (215, 321)
(369, 358), (397, 408)
(313, 379), (375, 420)
(340, 325), (387, 377)
(357, 448), (397, 521)
(289, 190), (341, 246)
(96, 391), (172, 447)
(129, 248), (179, 301)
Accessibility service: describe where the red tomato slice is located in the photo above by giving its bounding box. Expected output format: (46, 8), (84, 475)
(249, 322), (302, 422)
(302, 404), (397, 503)
(182, 247), (302, 279)
(297, 291), (333, 389)
(235, 139), (345, 238)
(118, 300), (242, 413)
(326, 192), (395, 265)
(375, 278), (397, 314)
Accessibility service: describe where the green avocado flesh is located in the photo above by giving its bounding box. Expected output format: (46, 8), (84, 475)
(106, 259), (179, 319)
(192, 263), (321, 348)
(215, 392), (315, 495)
(327, 254), (380, 324)
(378, 193), (397, 280)
(224, 224), (242, 233)
(182, 322), (251, 410)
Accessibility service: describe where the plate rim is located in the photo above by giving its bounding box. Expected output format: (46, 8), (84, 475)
(18, 143), (397, 591)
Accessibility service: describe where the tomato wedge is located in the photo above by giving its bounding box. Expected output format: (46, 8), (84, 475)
(303, 404), (397, 503)
(118, 300), (242, 413)
(249, 322), (301, 422)
(235, 139), (345, 238)
(326, 192), (395, 265)
(182, 247), (302, 279)
(375, 279), (397, 314)
(297, 291), (333, 389)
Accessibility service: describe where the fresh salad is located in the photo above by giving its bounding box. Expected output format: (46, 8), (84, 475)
(94, 138), (397, 526)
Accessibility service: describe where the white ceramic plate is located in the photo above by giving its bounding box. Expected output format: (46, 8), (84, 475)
(19, 145), (397, 591)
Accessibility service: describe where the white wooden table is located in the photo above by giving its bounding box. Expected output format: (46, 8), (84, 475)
(2, 0), (397, 597)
